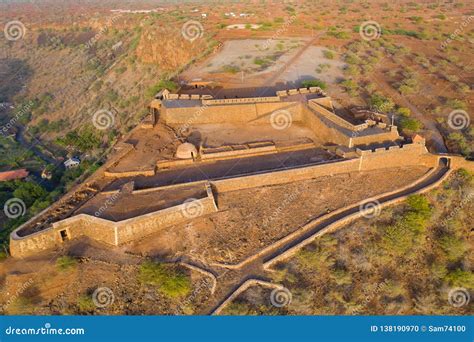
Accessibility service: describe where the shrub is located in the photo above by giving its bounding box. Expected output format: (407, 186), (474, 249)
(446, 99), (467, 110)
(302, 79), (327, 90)
(399, 116), (423, 132)
(138, 261), (191, 298)
(77, 295), (95, 312)
(406, 195), (431, 218)
(444, 269), (474, 288)
(438, 234), (467, 262)
(146, 80), (178, 98)
(341, 79), (359, 95)
(56, 256), (77, 271)
(369, 93), (395, 113)
(323, 50), (335, 59)
(221, 64), (240, 74)
(397, 107), (411, 117)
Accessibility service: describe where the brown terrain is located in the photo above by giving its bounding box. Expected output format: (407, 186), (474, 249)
(0, 0), (473, 316)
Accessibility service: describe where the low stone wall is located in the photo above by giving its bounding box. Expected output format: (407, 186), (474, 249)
(10, 186), (218, 257)
(104, 168), (156, 178)
(263, 167), (453, 270)
(351, 127), (400, 147)
(211, 279), (283, 315)
(277, 87), (326, 97)
(201, 143), (276, 160)
(116, 196), (216, 244)
(304, 101), (400, 148)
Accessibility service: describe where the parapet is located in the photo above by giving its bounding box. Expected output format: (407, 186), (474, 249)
(277, 87), (326, 97)
(355, 141), (427, 156)
(202, 96), (280, 106)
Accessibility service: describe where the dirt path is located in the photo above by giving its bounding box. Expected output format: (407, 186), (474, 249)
(195, 159), (449, 314)
(372, 72), (447, 153)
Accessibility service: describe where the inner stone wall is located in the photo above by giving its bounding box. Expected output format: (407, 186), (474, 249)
(161, 101), (302, 125)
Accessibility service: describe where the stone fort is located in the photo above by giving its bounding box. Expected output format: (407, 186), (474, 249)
(9, 87), (474, 257)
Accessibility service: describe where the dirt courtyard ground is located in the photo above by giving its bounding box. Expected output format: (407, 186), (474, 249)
(184, 123), (320, 147)
(125, 165), (430, 264)
(182, 38), (306, 83)
(181, 38), (345, 89)
(276, 46), (345, 85)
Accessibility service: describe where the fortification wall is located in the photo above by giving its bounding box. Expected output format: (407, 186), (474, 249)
(213, 159), (359, 192)
(308, 100), (367, 131)
(213, 142), (434, 193)
(356, 143), (434, 170)
(161, 101), (302, 125)
(302, 106), (350, 146)
(351, 127), (400, 146)
(10, 190), (218, 257)
(11, 140), (450, 258)
(202, 96), (280, 105)
(116, 196), (216, 244)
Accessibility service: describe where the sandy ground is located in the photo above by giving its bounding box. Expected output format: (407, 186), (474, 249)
(109, 124), (180, 173)
(184, 39), (306, 77)
(0, 239), (212, 315)
(181, 39), (345, 89)
(276, 46), (346, 85)
(125, 166), (430, 264)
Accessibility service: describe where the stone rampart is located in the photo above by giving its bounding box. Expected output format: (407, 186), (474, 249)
(161, 101), (302, 125)
(202, 96), (280, 105)
(308, 100), (367, 131)
(11, 138), (458, 258)
(10, 187), (218, 257)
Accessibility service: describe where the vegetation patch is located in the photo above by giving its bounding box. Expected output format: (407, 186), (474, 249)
(138, 261), (191, 298)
